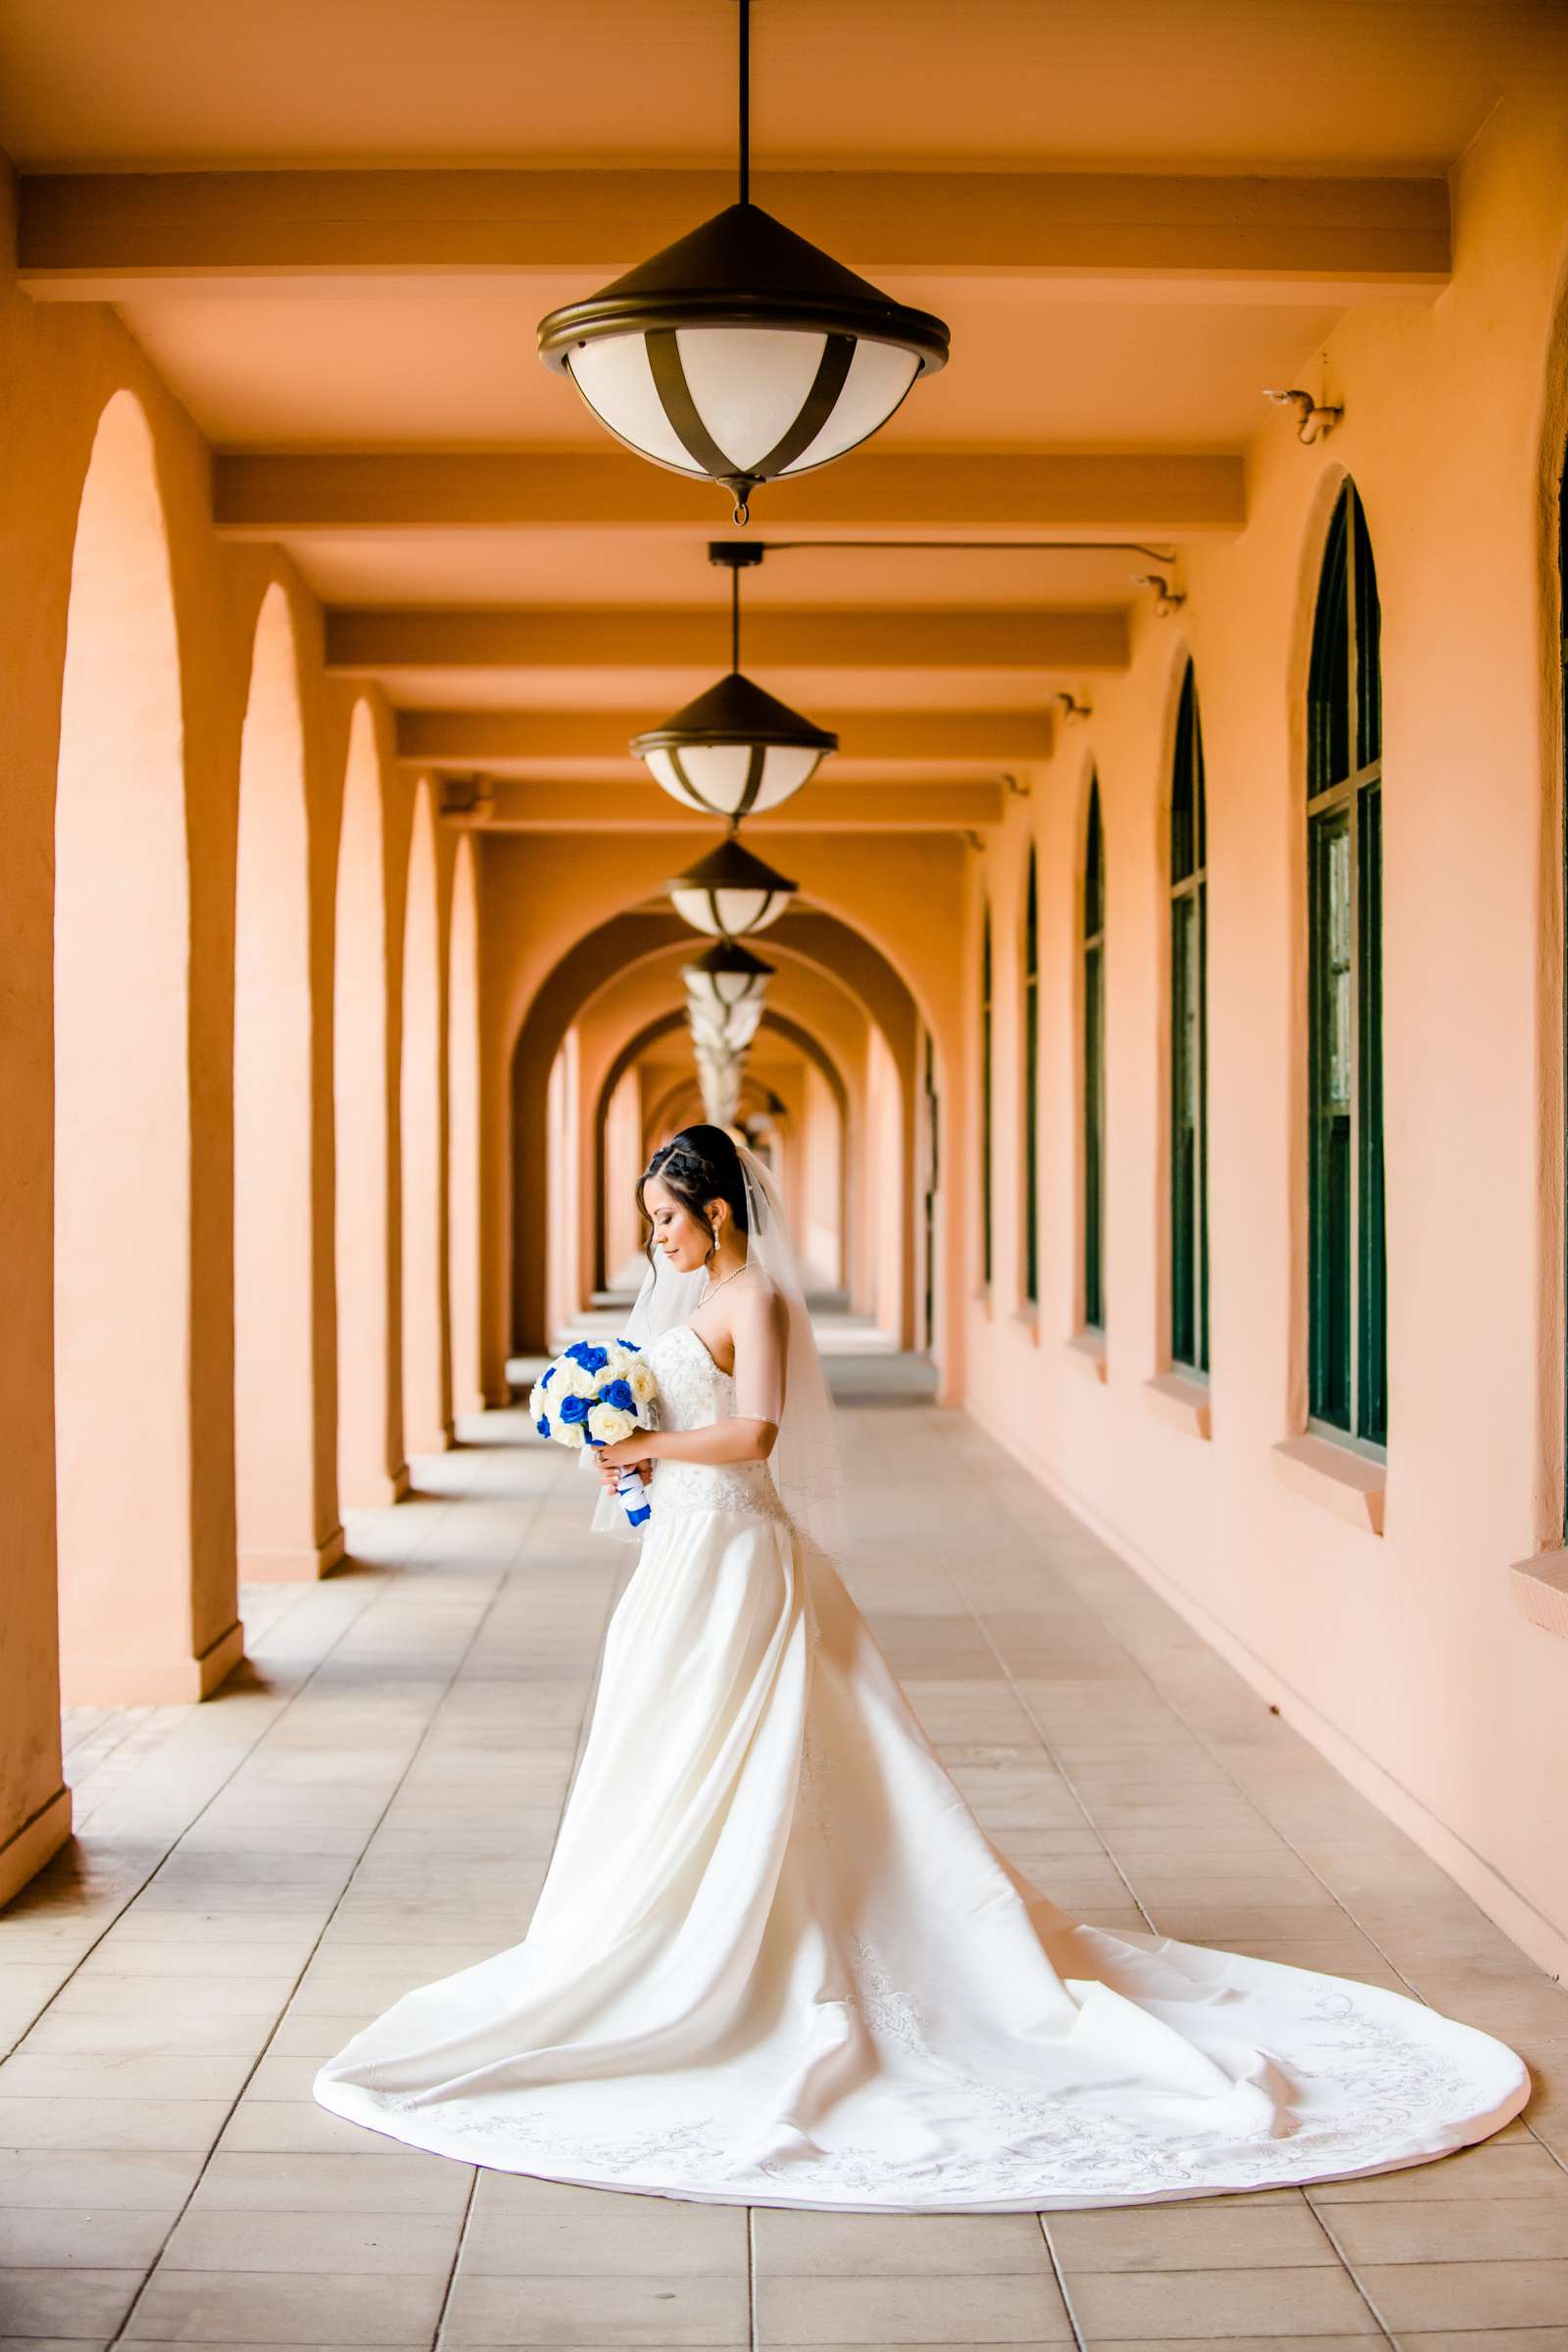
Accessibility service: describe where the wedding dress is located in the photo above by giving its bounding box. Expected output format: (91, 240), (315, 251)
(315, 1156), (1530, 2211)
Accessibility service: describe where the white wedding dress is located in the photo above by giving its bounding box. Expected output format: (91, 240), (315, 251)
(315, 1315), (1530, 2211)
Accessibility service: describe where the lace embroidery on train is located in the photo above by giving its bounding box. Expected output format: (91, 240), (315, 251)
(644, 1323), (793, 1529)
(377, 1978), (1484, 2201)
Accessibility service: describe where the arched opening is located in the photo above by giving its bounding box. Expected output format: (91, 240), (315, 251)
(334, 704), (396, 1508)
(446, 833), (482, 1421)
(234, 585), (327, 1575)
(508, 907), (919, 1361)
(401, 781), (447, 1459)
(54, 392), (235, 1699)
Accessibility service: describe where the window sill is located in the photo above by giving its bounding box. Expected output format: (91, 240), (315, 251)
(1066, 1327), (1107, 1384)
(1508, 1549), (1568, 1642)
(1144, 1369), (1211, 1440)
(1270, 1433), (1385, 1537)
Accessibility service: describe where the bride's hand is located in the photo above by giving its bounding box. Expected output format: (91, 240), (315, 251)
(598, 1438), (653, 1477)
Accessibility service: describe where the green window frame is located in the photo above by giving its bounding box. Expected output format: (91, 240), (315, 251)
(1083, 780), (1105, 1330)
(1170, 662), (1209, 1374)
(1560, 443), (1568, 1537)
(1022, 847), (1040, 1307)
(981, 904), (994, 1289)
(1306, 481), (1386, 1449)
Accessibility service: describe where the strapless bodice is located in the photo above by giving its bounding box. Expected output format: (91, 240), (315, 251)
(642, 1322), (789, 1526)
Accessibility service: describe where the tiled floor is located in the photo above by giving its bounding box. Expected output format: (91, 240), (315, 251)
(3, 1382), (1566, 2349)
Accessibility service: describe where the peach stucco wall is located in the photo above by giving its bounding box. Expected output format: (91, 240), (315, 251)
(962, 89), (1568, 1977)
(0, 164), (456, 1893)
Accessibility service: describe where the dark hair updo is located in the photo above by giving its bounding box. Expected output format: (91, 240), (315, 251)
(639, 1123), (751, 1270)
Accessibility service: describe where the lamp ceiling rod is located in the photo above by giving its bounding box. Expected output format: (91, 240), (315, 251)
(756, 538), (1181, 563)
(738, 0), (751, 209)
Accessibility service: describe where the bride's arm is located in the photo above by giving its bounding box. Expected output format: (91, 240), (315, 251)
(599, 1285), (789, 1471)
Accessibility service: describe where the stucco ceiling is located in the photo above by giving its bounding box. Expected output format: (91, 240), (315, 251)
(4, 0), (1559, 819)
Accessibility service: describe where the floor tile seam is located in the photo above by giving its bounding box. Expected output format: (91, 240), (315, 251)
(99, 1511), (541, 2352)
(941, 1568), (1156, 1938)
(1296, 2185), (1399, 2345)
(3, 1566), (412, 2064)
(430, 2164), (481, 2352)
(968, 1463), (1442, 1973)
(937, 1423), (1567, 2172)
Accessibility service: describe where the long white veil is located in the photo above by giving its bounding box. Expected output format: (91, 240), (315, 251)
(585, 1136), (847, 1557)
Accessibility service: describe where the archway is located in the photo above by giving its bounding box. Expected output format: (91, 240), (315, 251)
(334, 703), (397, 1507)
(447, 833), (482, 1420)
(509, 906), (916, 1355)
(400, 781), (447, 1458)
(234, 584), (329, 1576)
(54, 391), (239, 1699)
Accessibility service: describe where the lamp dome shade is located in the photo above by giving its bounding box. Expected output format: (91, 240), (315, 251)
(681, 938), (774, 1009)
(634, 670), (836, 820)
(668, 833), (797, 939)
(538, 205), (949, 515)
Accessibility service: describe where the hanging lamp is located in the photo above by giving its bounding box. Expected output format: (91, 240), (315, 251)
(668, 832), (797, 938)
(683, 937), (773, 1013)
(537, 0), (949, 523)
(634, 543), (835, 818)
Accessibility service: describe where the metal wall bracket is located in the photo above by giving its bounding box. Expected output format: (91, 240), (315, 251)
(1263, 387), (1344, 445)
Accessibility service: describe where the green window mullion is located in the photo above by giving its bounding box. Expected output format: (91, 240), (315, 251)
(1023, 851), (1040, 1307)
(1357, 782), (1387, 1446)
(981, 909), (994, 1289)
(1170, 889), (1198, 1366)
(1085, 939), (1104, 1330)
(1197, 875), (1210, 1373)
(1308, 802), (1353, 1430)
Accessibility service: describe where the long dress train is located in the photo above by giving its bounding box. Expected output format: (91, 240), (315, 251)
(314, 1320), (1531, 2211)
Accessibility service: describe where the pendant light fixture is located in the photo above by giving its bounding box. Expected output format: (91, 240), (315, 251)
(683, 937), (773, 1014)
(537, 0), (949, 522)
(668, 832), (797, 938)
(633, 543), (835, 818)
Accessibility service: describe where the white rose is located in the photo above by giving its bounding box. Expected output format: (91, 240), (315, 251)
(587, 1402), (636, 1446)
(627, 1360), (657, 1406)
(553, 1417), (586, 1449)
(553, 1358), (599, 1400)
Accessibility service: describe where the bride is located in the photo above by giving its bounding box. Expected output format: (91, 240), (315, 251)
(315, 1123), (1530, 2211)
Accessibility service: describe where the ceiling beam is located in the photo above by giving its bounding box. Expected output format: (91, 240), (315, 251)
(217, 451), (1243, 538)
(17, 169), (1449, 299)
(397, 708), (1052, 766)
(327, 605), (1129, 674)
(456, 781), (1006, 832)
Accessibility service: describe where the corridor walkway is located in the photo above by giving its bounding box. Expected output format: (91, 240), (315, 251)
(3, 1396), (1566, 2347)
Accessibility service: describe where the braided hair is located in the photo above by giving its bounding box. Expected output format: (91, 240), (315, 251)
(638, 1124), (752, 1271)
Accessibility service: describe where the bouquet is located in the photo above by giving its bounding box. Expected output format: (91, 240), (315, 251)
(528, 1337), (658, 1528)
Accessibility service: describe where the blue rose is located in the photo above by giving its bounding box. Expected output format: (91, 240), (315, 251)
(539, 1364), (555, 1390)
(535, 1413), (551, 1438)
(600, 1377), (635, 1411)
(617, 1337), (641, 1351)
(559, 1393), (592, 1425)
(566, 1342), (609, 1374)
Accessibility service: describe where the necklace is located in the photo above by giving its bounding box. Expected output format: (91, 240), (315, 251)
(699, 1261), (747, 1305)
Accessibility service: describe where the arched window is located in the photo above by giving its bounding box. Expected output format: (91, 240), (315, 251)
(1170, 663), (1209, 1373)
(1083, 780), (1105, 1330)
(980, 903), (994, 1288)
(1021, 846), (1040, 1307)
(1306, 481), (1386, 1446)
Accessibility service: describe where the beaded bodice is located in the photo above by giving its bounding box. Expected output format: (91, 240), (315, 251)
(643, 1323), (789, 1526)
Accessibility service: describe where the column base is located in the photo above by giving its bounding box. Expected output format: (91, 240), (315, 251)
(239, 1527), (346, 1582)
(0, 1786), (73, 1909)
(59, 1618), (246, 1706)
